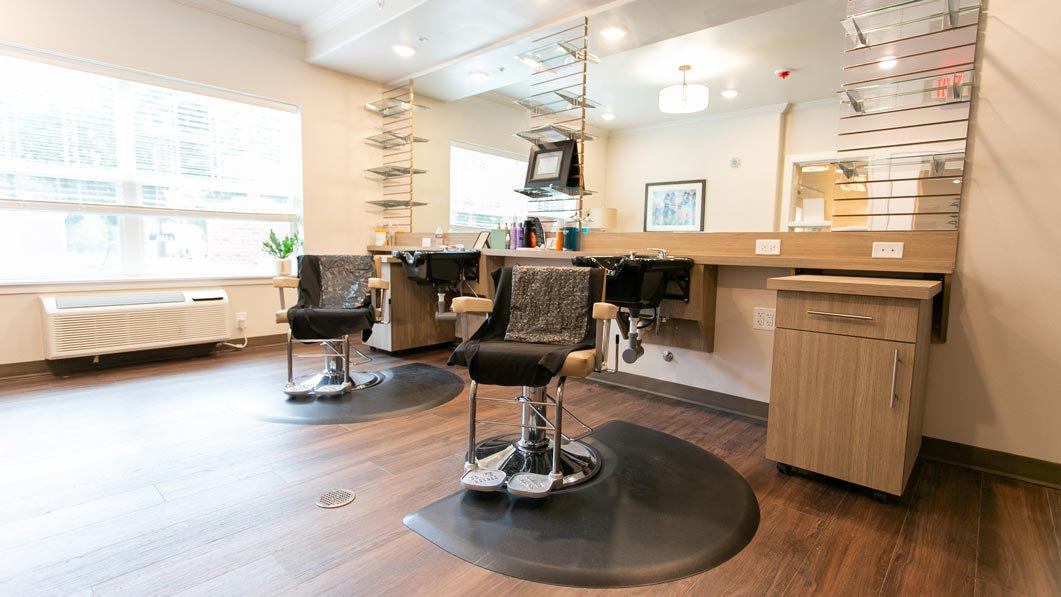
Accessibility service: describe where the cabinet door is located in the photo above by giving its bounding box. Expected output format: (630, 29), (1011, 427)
(766, 328), (915, 494)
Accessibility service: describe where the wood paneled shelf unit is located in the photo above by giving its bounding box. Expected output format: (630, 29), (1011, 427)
(765, 274), (942, 497)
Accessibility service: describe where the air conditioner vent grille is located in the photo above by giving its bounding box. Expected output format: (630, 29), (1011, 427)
(41, 290), (230, 359)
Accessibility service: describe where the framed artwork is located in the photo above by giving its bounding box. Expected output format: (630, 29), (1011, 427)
(525, 139), (576, 188)
(644, 179), (706, 231)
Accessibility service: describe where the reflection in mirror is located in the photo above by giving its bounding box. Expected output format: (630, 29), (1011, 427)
(406, 0), (972, 234)
(791, 152), (962, 231)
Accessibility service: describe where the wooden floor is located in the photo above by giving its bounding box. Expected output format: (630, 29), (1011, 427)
(0, 344), (1058, 597)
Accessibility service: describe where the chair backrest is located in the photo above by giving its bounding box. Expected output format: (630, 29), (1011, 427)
(296, 255), (375, 309)
(475, 266), (604, 346)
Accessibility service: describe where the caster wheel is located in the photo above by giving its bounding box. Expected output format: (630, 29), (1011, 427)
(872, 490), (889, 504)
(776, 463), (792, 475)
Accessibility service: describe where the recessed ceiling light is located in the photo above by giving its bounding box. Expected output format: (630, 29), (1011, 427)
(879, 58), (898, 69)
(600, 27), (627, 40)
(392, 44), (416, 57)
(601, 112), (616, 121)
(720, 89), (739, 99)
(801, 165), (830, 173)
(468, 71), (489, 83)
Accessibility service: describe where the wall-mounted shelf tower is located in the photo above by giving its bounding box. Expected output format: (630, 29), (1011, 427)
(365, 81), (428, 233)
(512, 17), (596, 218)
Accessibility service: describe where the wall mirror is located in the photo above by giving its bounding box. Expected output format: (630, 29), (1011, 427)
(403, 0), (970, 234)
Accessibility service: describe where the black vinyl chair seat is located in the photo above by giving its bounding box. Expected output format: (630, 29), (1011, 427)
(287, 255), (376, 341)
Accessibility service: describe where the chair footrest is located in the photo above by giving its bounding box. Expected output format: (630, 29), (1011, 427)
(283, 384), (315, 396)
(315, 382), (351, 396)
(461, 468), (506, 492)
(506, 472), (554, 498)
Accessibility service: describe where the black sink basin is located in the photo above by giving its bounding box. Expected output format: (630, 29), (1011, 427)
(393, 249), (480, 286)
(572, 254), (693, 309)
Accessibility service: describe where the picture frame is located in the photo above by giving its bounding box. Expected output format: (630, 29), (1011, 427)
(525, 139), (577, 188)
(643, 179), (706, 232)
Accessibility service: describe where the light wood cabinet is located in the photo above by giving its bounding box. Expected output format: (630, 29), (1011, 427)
(765, 275), (941, 496)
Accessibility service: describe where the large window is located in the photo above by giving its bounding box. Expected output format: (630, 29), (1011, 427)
(448, 143), (528, 229)
(0, 53), (301, 282)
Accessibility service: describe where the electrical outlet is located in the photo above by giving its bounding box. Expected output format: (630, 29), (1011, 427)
(755, 239), (781, 255)
(872, 242), (904, 259)
(235, 312), (247, 329)
(753, 307), (776, 331)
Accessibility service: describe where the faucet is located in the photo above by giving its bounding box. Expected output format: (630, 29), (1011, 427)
(647, 247), (668, 258)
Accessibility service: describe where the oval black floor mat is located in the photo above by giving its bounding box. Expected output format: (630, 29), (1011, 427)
(236, 362), (463, 424)
(403, 420), (760, 588)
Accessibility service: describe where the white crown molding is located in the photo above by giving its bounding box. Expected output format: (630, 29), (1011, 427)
(170, 0), (304, 40)
(788, 97), (840, 111)
(609, 102), (791, 138)
(303, 0), (378, 39)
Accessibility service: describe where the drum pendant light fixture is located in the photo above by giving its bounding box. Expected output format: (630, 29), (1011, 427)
(658, 65), (709, 114)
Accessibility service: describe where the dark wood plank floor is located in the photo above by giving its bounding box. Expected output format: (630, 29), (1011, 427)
(0, 344), (1057, 596)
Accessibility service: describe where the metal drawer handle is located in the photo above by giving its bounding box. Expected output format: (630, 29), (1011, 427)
(889, 349), (900, 409)
(806, 310), (874, 321)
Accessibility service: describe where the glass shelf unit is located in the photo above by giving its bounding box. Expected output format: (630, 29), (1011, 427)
(840, 70), (973, 114)
(515, 186), (595, 199)
(366, 165), (427, 179)
(837, 151), (965, 181)
(843, 0), (980, 49)
(515, 91), (599, 117)
(515, 124), (596, 144)
(364, 132), (428, 150)
(365, 199), (428, 209)
(364, 98), (429, 117)
(516, 38), (598, 73)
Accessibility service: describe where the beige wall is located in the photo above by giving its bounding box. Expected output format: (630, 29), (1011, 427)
(603, 105), (787, 232)
(921, 1), (1061, 463)
(0, 0), (381, 364)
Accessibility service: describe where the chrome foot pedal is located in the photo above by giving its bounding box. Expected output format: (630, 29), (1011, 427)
(315, 382), (351, 396)
(283, 384), (314, 396)
(461, 468), (506, 492)
(506, 472), (554, 499)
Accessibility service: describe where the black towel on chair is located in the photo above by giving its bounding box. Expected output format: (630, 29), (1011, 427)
(448, 267), (603, 387)
(287, 255), (375, 341)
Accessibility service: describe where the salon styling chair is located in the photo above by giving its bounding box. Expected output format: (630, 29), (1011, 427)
(448, 265), (618, 498)
(273, 254), (390, 397)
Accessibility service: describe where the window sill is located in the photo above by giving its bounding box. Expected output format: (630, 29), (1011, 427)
(0, 275), (276, 296)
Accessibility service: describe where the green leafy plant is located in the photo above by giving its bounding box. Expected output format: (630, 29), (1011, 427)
(262, 230), (300, 259)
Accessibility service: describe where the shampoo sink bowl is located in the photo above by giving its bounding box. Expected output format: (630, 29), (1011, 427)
(392, 249), (480, 287)
(571, 253), (693, 309)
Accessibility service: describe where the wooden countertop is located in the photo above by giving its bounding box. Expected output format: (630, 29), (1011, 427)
(767, 275), (943, 300)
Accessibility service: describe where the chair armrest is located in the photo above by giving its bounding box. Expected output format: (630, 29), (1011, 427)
(368, 277), (389, 290)
(452, 297), (493, 314)
(272, 276), (299, 289)
(593, 302), (619, 320)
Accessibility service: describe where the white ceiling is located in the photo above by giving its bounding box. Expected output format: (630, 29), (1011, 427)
(212, 0), (845, 130)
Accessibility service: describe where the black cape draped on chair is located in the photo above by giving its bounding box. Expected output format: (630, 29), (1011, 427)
(286, 255), (375, 341)
(448, 267), (604, 387)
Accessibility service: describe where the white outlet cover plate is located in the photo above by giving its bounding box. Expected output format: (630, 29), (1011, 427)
(755, 239), (781, 255)
(872, 242), (904, 259)
(753, 307), (776, 330)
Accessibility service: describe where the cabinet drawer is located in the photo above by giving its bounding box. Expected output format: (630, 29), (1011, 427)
(776, 290), (920, 342)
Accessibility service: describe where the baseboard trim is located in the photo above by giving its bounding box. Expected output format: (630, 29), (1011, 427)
(920, 437), (1060, 489)
(588, 370), (769, 420)
(0, 334), (289, 380)
(590, 370), (1059, 489)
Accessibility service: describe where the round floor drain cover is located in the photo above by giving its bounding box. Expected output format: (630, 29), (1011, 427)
(316, 489), (356, 509)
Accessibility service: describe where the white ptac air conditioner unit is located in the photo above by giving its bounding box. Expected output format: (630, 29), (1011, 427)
(40, 289), (231, 359)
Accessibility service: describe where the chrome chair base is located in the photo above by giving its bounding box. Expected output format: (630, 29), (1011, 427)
(470, 434), (601, 490)
(284, 334), (385, 397)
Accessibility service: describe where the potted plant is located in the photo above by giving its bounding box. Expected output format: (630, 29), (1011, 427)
(262, 230), (300, 275)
